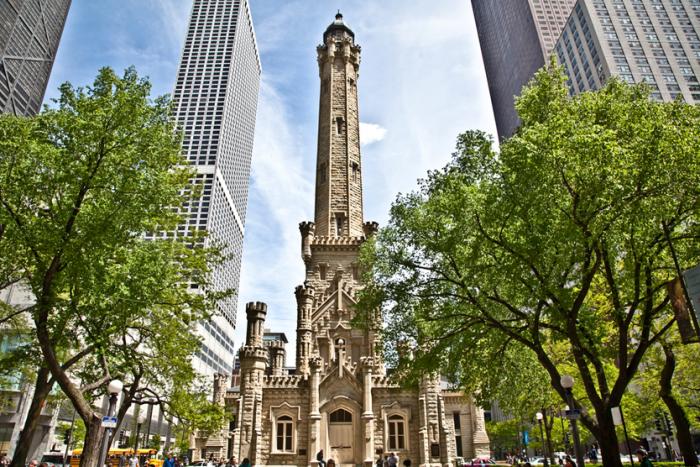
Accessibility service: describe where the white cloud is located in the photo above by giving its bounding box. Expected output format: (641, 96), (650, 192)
(233, 77), (312, 353)
(359, 122), (387, 146)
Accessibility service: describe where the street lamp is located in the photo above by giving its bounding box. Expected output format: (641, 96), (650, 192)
(98, 379), (123, 467)
(134, 417), (143, 452)
(561, 375), (584, 467)
(536, 412), (549, 467)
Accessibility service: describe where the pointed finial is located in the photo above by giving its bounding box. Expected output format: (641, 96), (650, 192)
(336, 10), (343, 21)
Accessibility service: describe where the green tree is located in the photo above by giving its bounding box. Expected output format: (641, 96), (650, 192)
(635, 329), (700, 465)
(0, 67), (228, 467)
(360, 65), (700, 467)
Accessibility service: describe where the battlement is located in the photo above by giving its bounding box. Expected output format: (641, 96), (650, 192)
(265, 339), (286, 349)
(263, 375), (306, 389)
(240, 346), (268, 360)
(299, 221), (316, 235)
(363, 221), (379, 237)
(295, 283), (315, 301)
(246, 301), (268, 315)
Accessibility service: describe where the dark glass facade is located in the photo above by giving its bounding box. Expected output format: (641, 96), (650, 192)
(472, 0), (575, 140)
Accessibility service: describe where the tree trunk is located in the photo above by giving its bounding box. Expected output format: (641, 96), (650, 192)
(10, 367), (53, 467)
(659, 344), (698, 466)
(545, 414), (555, 465)
(593, 407), (622, 467)
(80, 414), (105, 467)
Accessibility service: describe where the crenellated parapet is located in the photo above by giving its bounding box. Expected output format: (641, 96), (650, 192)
(262, 374), (306, 388)
(240, 346), (268, 361)
(363, 221), (379, 237)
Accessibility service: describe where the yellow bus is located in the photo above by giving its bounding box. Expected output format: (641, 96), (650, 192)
(70, 448), (163, 467)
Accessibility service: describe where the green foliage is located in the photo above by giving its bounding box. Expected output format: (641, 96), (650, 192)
(169, 382), (228, 439)
(148, 433), (161, 450)
(0, 67), (231, 459)
(360, 62), (700, 459)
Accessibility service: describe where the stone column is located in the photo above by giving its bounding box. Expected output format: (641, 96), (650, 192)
(308, 356), (323, 467)
(471, 401), (490, 457)
(295, 284), (315, 378)
(360, 357), (375, 467)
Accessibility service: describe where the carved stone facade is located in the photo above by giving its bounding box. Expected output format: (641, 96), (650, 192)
(202, 13), (489, 466)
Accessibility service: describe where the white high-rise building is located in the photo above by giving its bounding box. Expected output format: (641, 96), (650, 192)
(169, 0), (261, 376)
(554, 0), (700, 103)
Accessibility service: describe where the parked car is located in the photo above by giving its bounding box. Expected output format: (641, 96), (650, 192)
(40, 453), (70, 467)
(529, 458), (546, 465)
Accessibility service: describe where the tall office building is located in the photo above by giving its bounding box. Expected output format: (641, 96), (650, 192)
(169, 0), (261, 375)
(0, 0), (71, 115)
(472, 0), (576, 139)
(554, 0), (700, 102)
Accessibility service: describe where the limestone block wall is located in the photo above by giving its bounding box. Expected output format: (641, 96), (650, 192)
(372, 387), (421, 465)
(258, 388), (310, 466)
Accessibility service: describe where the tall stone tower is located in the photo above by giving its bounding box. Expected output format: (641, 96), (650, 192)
(226, 14), (490, 467)
(314, 12), (364, 238)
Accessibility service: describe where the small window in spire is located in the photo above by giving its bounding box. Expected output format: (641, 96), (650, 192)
(335, 116), (345, 135)
(351, 162), (359, 181)
(335, 212), (346, 236)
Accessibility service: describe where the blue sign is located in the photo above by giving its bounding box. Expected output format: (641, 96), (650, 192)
(523, 430), (529, 446)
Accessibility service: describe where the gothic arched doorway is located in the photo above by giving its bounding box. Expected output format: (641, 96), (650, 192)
(328, 408), (353, 464)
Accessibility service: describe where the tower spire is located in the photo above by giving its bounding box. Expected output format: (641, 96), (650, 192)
(314, 14), (363, 237)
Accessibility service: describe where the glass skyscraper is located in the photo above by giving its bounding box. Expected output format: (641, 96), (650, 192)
(472, 0), (576, 139)
(0, 0), (71, 115)
(167, 0), (261, 375)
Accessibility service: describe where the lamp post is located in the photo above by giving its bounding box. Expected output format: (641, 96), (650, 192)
(134, 419), (143, 452)
(561, 375), (584, 467)
(536, 412), (549, 467)
(560, 406), (569, 454)
(98, 379), (123, 467)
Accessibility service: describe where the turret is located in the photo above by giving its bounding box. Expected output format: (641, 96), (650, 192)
(299, 221), (315, 263)
(245, 301), (267, 348)
(295, 284), (315, 376)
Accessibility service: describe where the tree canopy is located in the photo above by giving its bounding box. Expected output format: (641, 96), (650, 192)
(0, 67), (230, 466)
(360, 65), (700, 466)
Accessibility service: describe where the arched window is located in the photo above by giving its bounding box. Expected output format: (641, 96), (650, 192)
(329, 408), (353, 423)
(275, 415), (294, 452)
(388, 414), (406, 450)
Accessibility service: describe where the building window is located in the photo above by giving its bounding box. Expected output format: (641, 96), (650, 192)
(330, 408), (353, 423)
(275, 415), (294, 453)
(388, 414), (406, 450)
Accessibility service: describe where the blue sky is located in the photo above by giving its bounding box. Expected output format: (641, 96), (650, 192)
(46, 0), (497, 363)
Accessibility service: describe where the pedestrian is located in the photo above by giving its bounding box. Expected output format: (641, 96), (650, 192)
(387, 453), (398, 467)
(403, 459), (411, 467)
(29, 460), (38, 467)
(636, 448), (653, 467)
(563, 455), (576, 467)
(239, 459), (251, 467)
(376, 456), (383, 467)
(316, 449), (326, 467)
(129, 455), (139, 467)
(163, 454), (175, 467)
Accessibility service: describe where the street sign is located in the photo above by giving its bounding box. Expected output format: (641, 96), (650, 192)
(523, 430), (529, 446)
(101, 416), (118, 428)
(565, 409), (581, 420)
